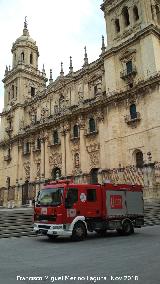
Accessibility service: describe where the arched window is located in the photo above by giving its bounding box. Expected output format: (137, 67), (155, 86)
(130, 104), (137, 120)
(73, 125), (79, 138)
(53, 130), (59, 144)
(115, 19), (120, 33)
(89, 117), (96, 133)
(133, 6), (139, 22)
(30, 53), (33, 64)
(37, 138), (41, 150)
(74, 153), (80, 168)
(52, 167), (61, 180)
(151, 5), (154, 20)
(156, 5), (160, 25)
(21, 52), (24, 62)
(24, 142), (30, 154)
(136, 151), (143, 168)
(122, 6), (130, 27)
(12, 85), (14, 99)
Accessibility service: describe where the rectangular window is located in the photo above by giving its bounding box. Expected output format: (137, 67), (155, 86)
(12, 85), (14, 99)
(24, 142), (30, 154)
(87, 188), (97, 202)
(37, 138), (41, 150)
(126, 61), (133, 74)
(53, 131), (59, 144)
(94, 85), (98, 95)
(16, 86), (18, 97)
(31, 87), (35, 97)
(67, 188), (78, 203)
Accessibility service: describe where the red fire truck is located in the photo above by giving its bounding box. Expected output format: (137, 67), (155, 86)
(33, 180), (144, 241)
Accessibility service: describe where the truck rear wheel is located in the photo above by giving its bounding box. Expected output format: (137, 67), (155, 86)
(71, 222), (87, 241)
(121, 220), (134, 235)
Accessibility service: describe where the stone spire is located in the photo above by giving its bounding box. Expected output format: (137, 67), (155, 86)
(49, 69), (53, 84)
(60, 62), (64, 77)
(42, 64), (45, 73)
(83, 46), (88, 67)
(69, 56), (73, 74)
(5, 65), (8, 76)
(101, 35), (106, 54)
(23, 16), (29, 36)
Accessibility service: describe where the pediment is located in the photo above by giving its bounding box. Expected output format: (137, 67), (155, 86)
(119, 48), (136, 61)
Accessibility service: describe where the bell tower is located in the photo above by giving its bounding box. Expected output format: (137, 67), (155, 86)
(101, 0), (160, 92)
(2, 17), (47, 108)
(11, 18), (39, 70)
(1, 18), (47, 141)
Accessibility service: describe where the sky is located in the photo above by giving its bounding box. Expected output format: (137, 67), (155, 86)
(0, 0), (106, 113)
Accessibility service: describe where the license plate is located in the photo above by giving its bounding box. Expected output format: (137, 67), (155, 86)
(41, 208), (47, 215)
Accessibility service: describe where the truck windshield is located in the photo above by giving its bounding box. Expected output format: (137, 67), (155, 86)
(37, 188), (64, 206)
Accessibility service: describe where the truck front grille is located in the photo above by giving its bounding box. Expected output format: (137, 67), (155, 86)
(38, 225), (51, 230)
(37, 215), (56, 222)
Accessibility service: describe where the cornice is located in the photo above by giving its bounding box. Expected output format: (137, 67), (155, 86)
(3, 65), (47, 84)
(102, 24), (160, 59)
(101, 0), (126, 13)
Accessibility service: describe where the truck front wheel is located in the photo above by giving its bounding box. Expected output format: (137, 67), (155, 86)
(71, 222), (87, 241)
(121, 220), (134, 235)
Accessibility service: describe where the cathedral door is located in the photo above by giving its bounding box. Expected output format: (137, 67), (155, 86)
(22, 181), (29, 205)
(0, 188), (4, 206)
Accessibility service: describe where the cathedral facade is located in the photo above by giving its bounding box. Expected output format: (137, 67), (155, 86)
(0, 0), (160, 207)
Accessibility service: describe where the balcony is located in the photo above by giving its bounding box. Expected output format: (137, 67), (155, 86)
(33, 147), (41, 153)
(124, 112), (141, 125)
(70, 135), (80, 142)
(48, 141), (61, 147)
(23, 150), (30, 155)
(84, 129), (98, 137)
(120, 66), (137, 80)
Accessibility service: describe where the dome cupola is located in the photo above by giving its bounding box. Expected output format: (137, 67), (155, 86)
(11, 17), (39, 69)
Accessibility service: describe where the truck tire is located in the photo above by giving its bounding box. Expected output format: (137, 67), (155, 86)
(71, 222), (87, 241)
(121, 220), (134, 235)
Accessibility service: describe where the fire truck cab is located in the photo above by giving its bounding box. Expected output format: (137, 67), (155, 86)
(33, 180), (144, 241)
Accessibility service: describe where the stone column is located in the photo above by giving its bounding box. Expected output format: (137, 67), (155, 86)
(143, 162), (156, 200)
(96, 109), (105, 170)
(79, 116), (88, 173)
(15, 140), (23, 207)
(60, 122), (72, 177)
(3, 188), (8, 207)
(60, 128), (66, 177)
(65, 129), (72, 176)
(44, 134), (50, 179)
(35, 178), (41, 199)
(40, 138), (45, 179)
(30, 139), (35, 182)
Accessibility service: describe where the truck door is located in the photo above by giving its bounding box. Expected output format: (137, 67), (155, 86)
(81, 186), (101, 218)
(65, 187), (79, 223)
